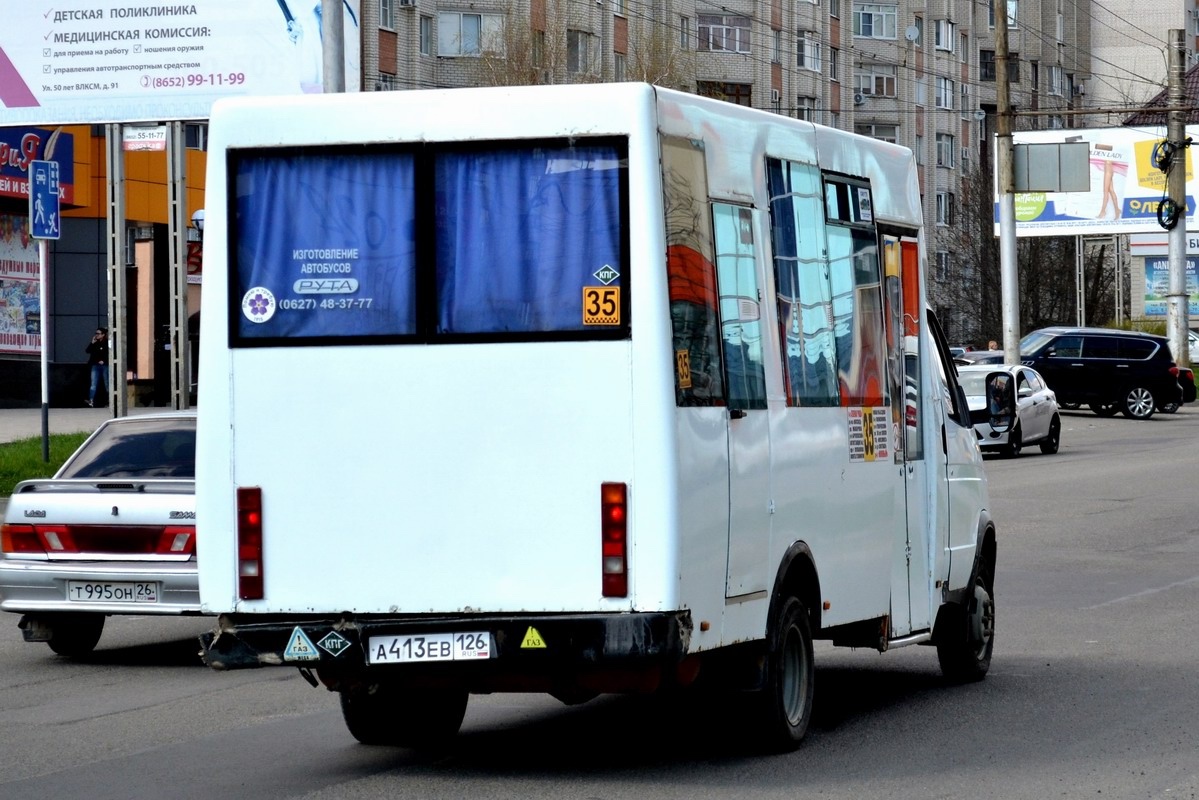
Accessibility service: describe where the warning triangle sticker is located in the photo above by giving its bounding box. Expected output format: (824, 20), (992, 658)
(284, 626), (320, 661)
(521, 626), (547, 649)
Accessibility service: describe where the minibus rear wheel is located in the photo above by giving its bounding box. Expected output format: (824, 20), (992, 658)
(340, 680), (468, 747)
(756, 594), (815, 751)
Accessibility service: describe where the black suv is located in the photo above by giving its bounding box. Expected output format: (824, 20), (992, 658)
(1019, 327), (1182, 420)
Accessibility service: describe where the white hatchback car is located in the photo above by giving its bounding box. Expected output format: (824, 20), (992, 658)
(958, 364), (1062, 457)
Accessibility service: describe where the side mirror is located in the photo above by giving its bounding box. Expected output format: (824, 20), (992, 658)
(986, 372), (1016, 433)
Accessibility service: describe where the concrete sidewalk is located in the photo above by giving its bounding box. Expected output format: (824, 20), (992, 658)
(0, 406), (130, 446)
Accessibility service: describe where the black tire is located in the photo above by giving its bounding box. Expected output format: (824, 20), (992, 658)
(937, 559), (995, 683)
(46, 614), (105, 658)
(1059, 401), (1080, 410)
(1089, 402), (1119, 417)
(1121, 386), (1155, 420)
(1001, 422), (1022, 458)
(1039, 415), (1061, 454)
(1159, 402), (1179, 414)
(755, 595), (815, 752)
(340, 681), (468, 747)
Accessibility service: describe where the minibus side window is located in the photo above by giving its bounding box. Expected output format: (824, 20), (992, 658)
(712, 203), (767, 410)
(766, 158), (838, 407)
(663, 137), (726, 407)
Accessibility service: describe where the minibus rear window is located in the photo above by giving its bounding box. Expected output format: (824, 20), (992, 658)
(229, 139), (629, 346)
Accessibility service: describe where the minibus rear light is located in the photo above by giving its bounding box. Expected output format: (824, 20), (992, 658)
(601, 482), (628, 598)
(237, 487), (264, 599)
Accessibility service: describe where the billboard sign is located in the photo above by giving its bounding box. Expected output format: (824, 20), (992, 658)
(998, 126), (1199, 237)
(0, 127), (75, 204)
(0, 213), (41, 355)
(0, 1), (361, 126)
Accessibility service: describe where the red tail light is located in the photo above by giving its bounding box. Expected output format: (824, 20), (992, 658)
(1, 523), (193, 555)
(1, 524), (40, 554)
(601, 482), (628, 598)
(237, 487), (264, 600)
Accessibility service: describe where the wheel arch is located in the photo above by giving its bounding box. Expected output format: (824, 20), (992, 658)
(769, 541), (822, 636)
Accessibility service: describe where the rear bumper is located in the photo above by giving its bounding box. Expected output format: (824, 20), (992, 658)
(0, 559), (200, 615)
(200, 611), (694, 693)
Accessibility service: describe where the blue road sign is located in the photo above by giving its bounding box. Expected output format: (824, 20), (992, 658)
(29, 160), (61, 240)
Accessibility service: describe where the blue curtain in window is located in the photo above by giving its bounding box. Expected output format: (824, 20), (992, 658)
(235, 153), (416, 339)
(435, 146), (624, 334)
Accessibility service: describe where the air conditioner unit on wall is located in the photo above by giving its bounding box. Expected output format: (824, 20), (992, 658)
(1074, 81), (1086, 96)
(398, 0), (415, 7)
(853, 92), (866, 106)
(771, 89), (781, 103)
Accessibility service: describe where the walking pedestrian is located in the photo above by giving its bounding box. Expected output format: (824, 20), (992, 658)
(86, 328), (108, 407)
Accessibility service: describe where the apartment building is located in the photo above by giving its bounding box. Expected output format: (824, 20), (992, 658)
(1087, 0), (1199, 122)
(359, 0), (1102, 336)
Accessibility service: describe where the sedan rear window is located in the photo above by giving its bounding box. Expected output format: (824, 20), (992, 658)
(58, 418), (197, 479)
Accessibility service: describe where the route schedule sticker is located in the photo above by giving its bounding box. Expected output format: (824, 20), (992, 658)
(848, 406), (890, 462)
(582, 286), (620, 326)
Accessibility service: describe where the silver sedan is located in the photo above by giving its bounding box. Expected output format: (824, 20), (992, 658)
(958, 364), (1062, 458)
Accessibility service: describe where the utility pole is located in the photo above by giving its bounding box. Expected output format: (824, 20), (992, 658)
(1166, 29), (1190, 367)
(322, 0), (346, 93)
(994, 0), (1020, 365)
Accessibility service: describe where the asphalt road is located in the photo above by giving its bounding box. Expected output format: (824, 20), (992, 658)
(1, 407), (1197, 799)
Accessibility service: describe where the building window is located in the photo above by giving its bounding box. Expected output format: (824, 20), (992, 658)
(960, 33), (968, 63)
(915, 134), (924, 164)
(856, 63), (897, 96)
(828, 110), (840, 128)
(936, 192), (955, 225)
(960, 83), (970, 117)
(680, 16), (690, 50)
(988, 0), (1017, 29)
(934, 19), (955, 51)
(915, 76), (926, 106)
(567, 29), (591, 73)
(438, 12), (504, 57)
(980, 50), (1019, 82)
(185, 122), (207, 150)
(797, 31), (821, 72)
(1048, 65), (1063, 96)
(852, 3), (897, 39)
(854, 123), (897, 143)
(912, 16), (923, 46)
(935, 77), (955, 110)
(614, 53), (626, 81)
(829, 0), (840, 17)
(420, 15), (432, 55)
(961, 147), (971, 169)
(829, 47), (839, 80)
(772, 88), (782, 113)
(772, 29), (781, 63)
(936, 133), (955, 167)
(532, 29), (544, 66)
(377, 73), (398, 91)
(380, 0), (395, 29)
(698, 15), (751, 53)
(1056, 12), (1064, 41)
(935, 251), (950, 280)
(796, 95), (818, 121)
(698, 81), (753, 107)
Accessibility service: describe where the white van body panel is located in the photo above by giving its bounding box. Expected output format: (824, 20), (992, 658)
(196, 83), (991, 659)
